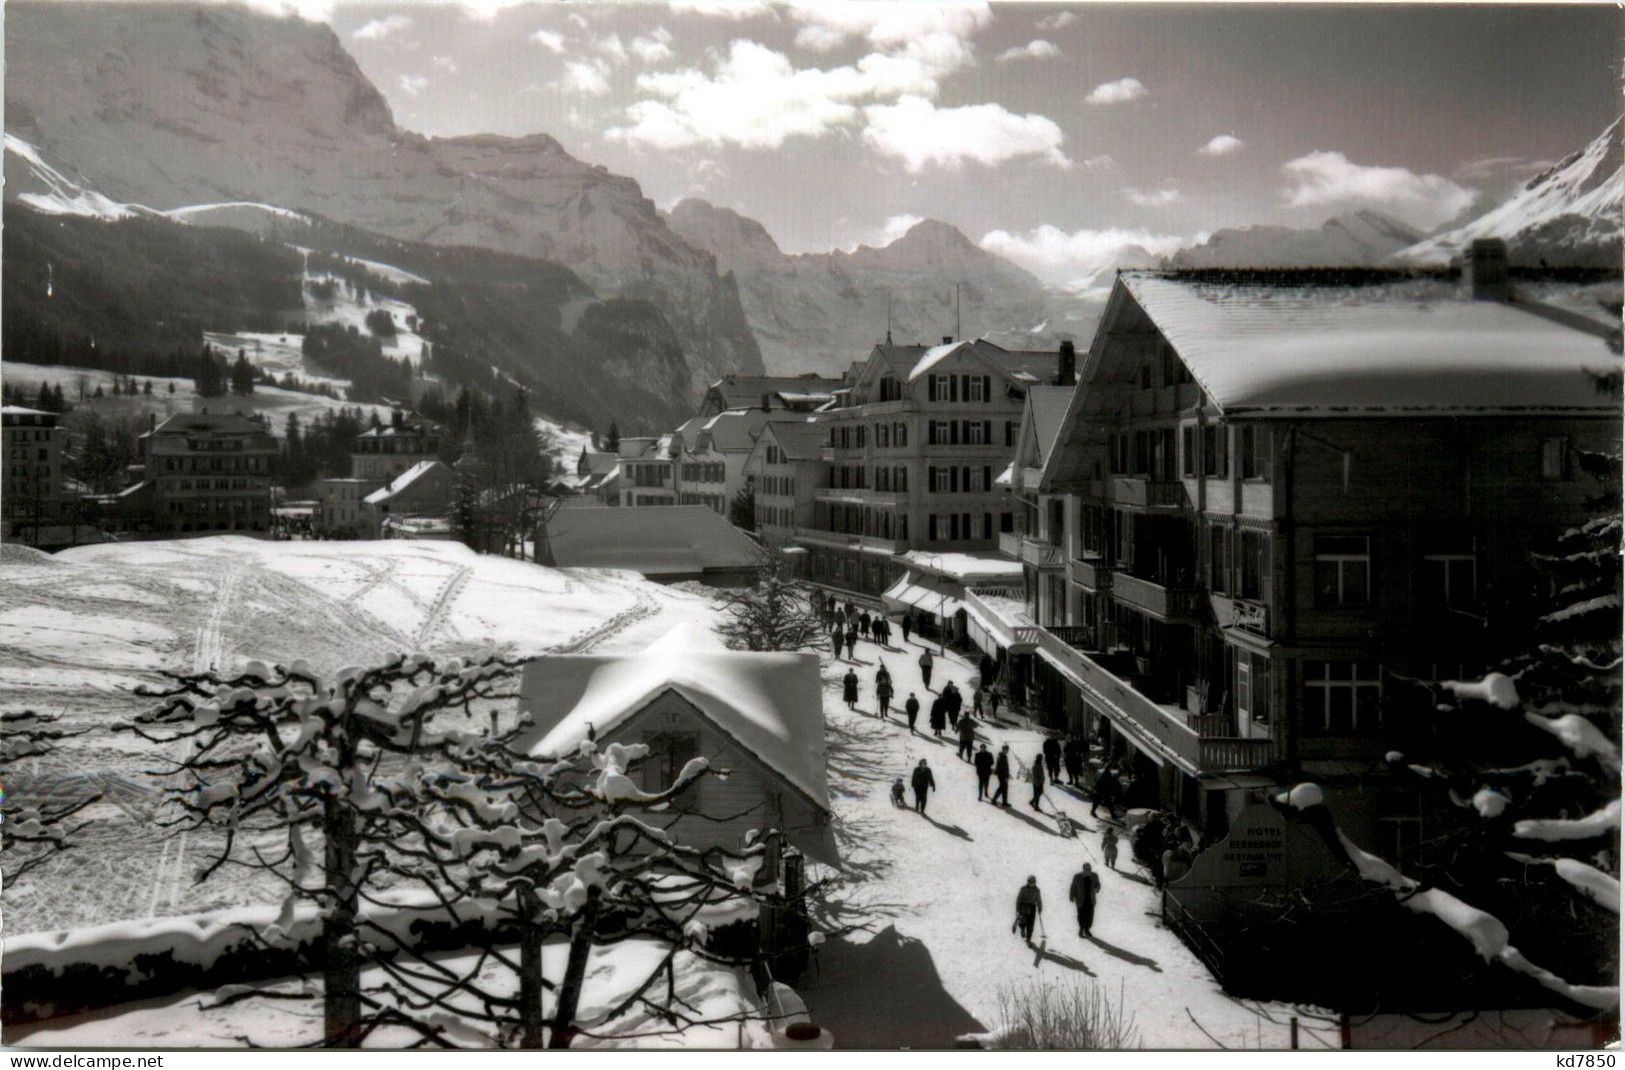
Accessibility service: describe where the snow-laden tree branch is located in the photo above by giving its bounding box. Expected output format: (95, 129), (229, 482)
(1, 710), (100, 882)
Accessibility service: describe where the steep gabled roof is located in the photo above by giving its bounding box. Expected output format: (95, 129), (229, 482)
(1024, 385), (1075, 472)
(542, 505), (760, 575)
(1119, 271), (1621, 415)
(706, 374), (843, 411)
(519, 635), (829, 810)
(907, 338), (1056, 385)
(364, 460), (446, 505)
(759, 418), (828, 461)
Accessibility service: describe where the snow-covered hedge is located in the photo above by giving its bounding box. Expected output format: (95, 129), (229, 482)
(3, 893), (514, 1025)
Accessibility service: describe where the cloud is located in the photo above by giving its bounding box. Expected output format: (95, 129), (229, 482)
(1198, 134), (1244, 157)
(1123, 186), (1181, 207)
(1082, 154), (1115, 170)
(863, 96), (1071, 172)
(785, 1), (992, 51)
(352, 15), (411, 40)
(397, 73), (430, 97)
(530, 28), (566, 53)
(668, 0), (771, 18)
(1281, 150), (1478, 229)
(1036, 10), (1076, 31)
(596, 33), (630, 63)
(608, 40), (943, 150)
(568, 12), (589, 29)
(562, 60), (612, 96)
(996, 39), (1058, 63)
(432, 55), (458, 73)
(631, 28), (676, 64)
(1085, 77), (1147, 105)
(980, 224), (1187, 290)
(872, 213), (925, 247)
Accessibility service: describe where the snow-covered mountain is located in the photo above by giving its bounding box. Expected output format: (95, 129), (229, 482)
(1397, 119), (1622, 266)
(666, 200), (1058, 375)
(3, 1), (761, 397)
(1167, 210), (1423, 269)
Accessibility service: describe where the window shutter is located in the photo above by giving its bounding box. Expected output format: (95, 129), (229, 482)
(982, 375), (991, 403)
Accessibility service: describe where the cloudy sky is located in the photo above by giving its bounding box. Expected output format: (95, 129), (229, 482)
(285, 1), (1615, 287)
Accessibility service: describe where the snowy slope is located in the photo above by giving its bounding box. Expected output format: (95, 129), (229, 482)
(3, 133), (154, 220)
(1398, 119), (1622, 265)
(0, 538), (719, 935)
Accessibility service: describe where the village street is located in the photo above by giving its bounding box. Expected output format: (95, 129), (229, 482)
(800, 622), (1325, 1050)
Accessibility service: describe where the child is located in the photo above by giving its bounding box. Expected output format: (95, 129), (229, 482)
(890, 776), (907, 808)
(1102, 826), (1120, 870)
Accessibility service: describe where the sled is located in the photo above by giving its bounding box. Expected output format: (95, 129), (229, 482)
(1054, 812), (1077, 839)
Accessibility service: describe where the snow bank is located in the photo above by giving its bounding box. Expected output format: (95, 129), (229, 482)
(1441, 672), (1520, 710)
(1514, 798), (1622, 842)
(1524, 711), (1621, 772)
(1550, 858), (1621, 914)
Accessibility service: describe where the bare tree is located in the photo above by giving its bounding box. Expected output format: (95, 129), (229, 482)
(714, 548), (824, 653)
(1, 710), (100, 882)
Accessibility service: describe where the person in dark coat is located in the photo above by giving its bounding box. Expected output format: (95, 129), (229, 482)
(876, 673), (894, 718)
(878, 617), (891, 646)
(956, 712), (976, 760)
(859, 611), (872, 638)
(918, 648), (934, 689)
(1014, 877), (1043, 944)
(1102, 826), (1120, 870)
(979, 653), (997, 691)
(943, 681), (961, 729)
(830, 627), (843, 659)
(845, 624), (857, 660)
(1068, 863), (1102, 937)
(993, 744), (1012, 806)
(1029, 750), (1048, 811)
(901, 612), (913, 645)
(910, 758), (936, 814)
(1063, 737), (1085, 785)
(974, 743), (994, 800)
(1042, 736), (1062, 782)
(904, 692), (921, 733)
(842, 669), (859, 709)
(845, 601), (856, 621)
(989, 688), (1002, 719)
(928, 694), (947, 737)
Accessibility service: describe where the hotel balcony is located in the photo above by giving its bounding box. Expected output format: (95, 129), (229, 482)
(998, 531), (1063, 569)
(1111, 571), (1202, 622)
(1032, 627), (1275, 776)
(813, 487), (907, 508)
(791, 526), (908, 555)
(1070, 555), (1112, 591)
(1109, 477), (1184, 511)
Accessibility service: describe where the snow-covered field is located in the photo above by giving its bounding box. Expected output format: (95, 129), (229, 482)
(0, 538), (718, 935)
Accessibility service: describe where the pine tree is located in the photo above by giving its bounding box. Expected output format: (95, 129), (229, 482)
(727, 486), (756, 533)
(605, 422), (620, 453)
(231, 351), (256, 395)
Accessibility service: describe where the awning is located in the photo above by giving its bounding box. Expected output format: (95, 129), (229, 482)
(881, 573), (964, 620)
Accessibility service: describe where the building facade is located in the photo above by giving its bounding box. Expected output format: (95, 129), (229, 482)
(351, 415), (443, 483)
(742, 419), (827, 547)
(1021, 267), (1622, 852)
(2, 406), (69, 543)
(141, 412), (277, 537)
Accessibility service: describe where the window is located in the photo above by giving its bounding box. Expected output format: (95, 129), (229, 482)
(1182, 426), (1196, 477)
(1540, 436), (1570, 480)
(1209, 525), (1229, 593)
(896, 423), (908, 447)
(1202, 425), (1228, 477)
(1139, 364), (1153, 389)
(1314, 535), (1371, 606)
(965, 375), (986, 403)
(1302, 661), (1382, 735)
(1239, 425), (1270, 480)
(1001, 512), (1014, 533)
(1239, 530), (1267, 599)
(641, 730), (702, 800)
(1423, 539), (1477, 608)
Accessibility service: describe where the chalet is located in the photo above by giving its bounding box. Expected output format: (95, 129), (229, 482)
(535, 503), (762, 585)
(137, 412), (277, 537)
(516, 626), (834, 862)
(742, 419), (829, 548)
(698, 374), (842, 419)
(1024, 259), (1622, 850)
(351, 414), (443, 483)
(362, 460), (456, 535)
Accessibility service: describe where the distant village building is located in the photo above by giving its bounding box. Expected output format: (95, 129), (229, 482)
(351, 413), (443, 483)
(138, 412), (277, 537)
(1006, 258), (1621, 849)
(2, 405), (69, 544)
(535, 503), (763, 585)
(517, 626), (834, 862)
(698, 374), (841, 419)
(617, 435), (678, 507)
(742, 419), (828, 546)
(362, 459), (456, 535)
(792, 338), (1062, 597)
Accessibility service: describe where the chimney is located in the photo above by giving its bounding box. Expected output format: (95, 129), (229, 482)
(1056, 340), (1077, 387)
(762, 392), (773, 412)
(1464, 238), (1511, 302)
(942, 335), (953, 345)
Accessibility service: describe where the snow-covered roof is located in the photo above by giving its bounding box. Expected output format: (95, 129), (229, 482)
(1, 405), (53, 417)
(519, 634), (829, 810)
(908, 340), (970, 381)
(906, 338), (1057, 385)
(759, 419), (828, 461)
(542, 505), (761, 575)
(1120, 272), (1622, 415)
(897, 550), (1025, 583)
(363, 460), (441, 505)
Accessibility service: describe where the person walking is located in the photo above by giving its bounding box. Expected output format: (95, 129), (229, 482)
(972, 687), (985, 719)
(910, 758), (936, 814)
(1042, 735), (1062, 782)
(989, 688), (1002, 720)
(1063, 737), (1085, 786)
(1029, 749), (1048, 811)
(904, 692), (921, 733)
(859, 611), (872, 639)
(993, 744), (1012, 807)
(944, 681), (961, 730)
(974, 743), (994, 800)
(929, 693), (947, 738)
(842, 668), (859, 710)
(918, 648), (935, 690)
(845, 623), (857, 660)
(1091, 766), (1117, 819)
(1014, 876), (1043, 945)
(979, 653), (997, 691)
(830, 625), (843, 659)
(1068, 863), (1102, 937)
(901, 611), (913, 645)
(1101, 826), (1119, 870)
(876, 673), (894, 718)
(880, 617), (892, 646)
(956, 712), (976, 761)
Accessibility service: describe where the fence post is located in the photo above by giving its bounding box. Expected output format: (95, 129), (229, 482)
(1339, 1012), (1352, 1050)
(1290, 1016), (1299, 1050)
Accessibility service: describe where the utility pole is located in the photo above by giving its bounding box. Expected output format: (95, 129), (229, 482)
(954, 283), (961, 341)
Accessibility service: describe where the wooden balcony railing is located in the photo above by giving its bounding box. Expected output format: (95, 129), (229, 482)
(1112, 572), (1202, 621)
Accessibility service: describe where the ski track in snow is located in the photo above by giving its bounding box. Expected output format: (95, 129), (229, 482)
(415, 564), (473, 646)
(194, 559), (245, 674)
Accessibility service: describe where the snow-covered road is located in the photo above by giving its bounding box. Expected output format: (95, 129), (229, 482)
(801, 628), (1319, 1050)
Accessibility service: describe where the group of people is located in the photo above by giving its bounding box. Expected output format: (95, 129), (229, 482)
(823, 595), (924, 655)
(1013, 861), (1106, 945)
